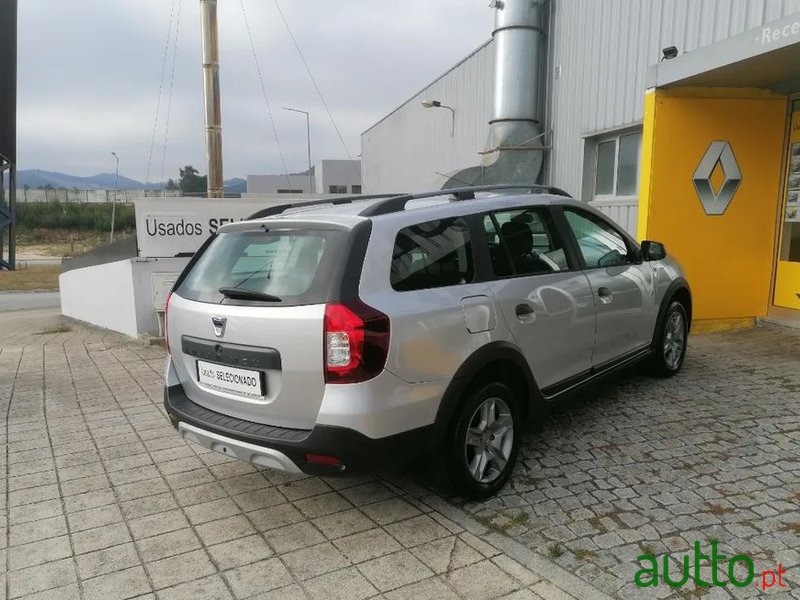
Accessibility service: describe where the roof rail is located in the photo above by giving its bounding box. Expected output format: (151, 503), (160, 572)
(247, 194), (398, 220)
(358, 184), (571, 217)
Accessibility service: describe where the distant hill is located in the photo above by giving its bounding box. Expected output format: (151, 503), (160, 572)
(17, 170), (247, 193)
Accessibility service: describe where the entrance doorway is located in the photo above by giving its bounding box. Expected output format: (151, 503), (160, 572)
(775, 100), (800, 311)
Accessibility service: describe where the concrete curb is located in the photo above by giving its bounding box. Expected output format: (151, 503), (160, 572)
(421, 494), (617, 600)
(0, 288), (60, 294)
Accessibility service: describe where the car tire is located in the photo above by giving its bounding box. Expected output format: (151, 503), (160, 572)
(443, 381), (520, 499)
(649, 300), (688, 377)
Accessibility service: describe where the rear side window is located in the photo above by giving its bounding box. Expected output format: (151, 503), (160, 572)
(177, 229), (343, 305)
(391, 218), (474, 291)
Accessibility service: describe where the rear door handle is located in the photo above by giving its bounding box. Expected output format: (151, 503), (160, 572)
(597, 287), (613, 304)
(515, 303), (535, 322)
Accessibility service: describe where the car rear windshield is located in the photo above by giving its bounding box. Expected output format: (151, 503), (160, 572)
(176, 228), (344, 305)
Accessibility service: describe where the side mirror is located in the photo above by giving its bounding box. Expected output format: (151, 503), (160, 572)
(641, 240), (666, 261)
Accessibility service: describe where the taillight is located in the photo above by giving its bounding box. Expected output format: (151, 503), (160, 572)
(165, 291), (173, 353)
(324, 300), (390, 384)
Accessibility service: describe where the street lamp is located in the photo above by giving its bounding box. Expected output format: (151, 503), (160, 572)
(110, 151), (119, 243)
(421, 99), (455, 137)
(283, 107), (312, 193)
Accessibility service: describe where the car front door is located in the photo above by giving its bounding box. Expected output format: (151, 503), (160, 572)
(482, 206), (596, 391)
(560, 207), (656, 368)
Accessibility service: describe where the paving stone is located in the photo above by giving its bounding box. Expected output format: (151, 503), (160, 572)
(410, 536), (484, 575)
(75, 542), (141, 579)
(361, 498), (423, 525)
(135, 527), (202, 563)
(384, 514), (451, 548)
(7, 535), (72, 570)
(312, 508), (376, 540)
(145, 548), (217, 589)
(128, 509), (190, 540)
(358, 549), (434, 592)
(333, 527), (403, 564)
(8, 557), (77, 598)
(81, 565), (152, 600)
(207, 534), (273, 570)
(282, 541), (351, 580)
(263, 521), (326, 555)
(195, 515), (256, 547)
(156, 575), (234, 600)
(223, 558), (294, 599)
(444, 559), (522, 600)
(303, 566), (378, 600)
(184, 498), (240, 526)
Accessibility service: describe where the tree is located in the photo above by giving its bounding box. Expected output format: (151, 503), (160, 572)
(179, 166), (207, 194)
(165, 178), (179, 191)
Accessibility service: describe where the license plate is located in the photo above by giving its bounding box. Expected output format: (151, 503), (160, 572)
(196, 360), (265, 397)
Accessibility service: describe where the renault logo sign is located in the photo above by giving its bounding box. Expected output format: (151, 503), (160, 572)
(693, 141), (742, 216)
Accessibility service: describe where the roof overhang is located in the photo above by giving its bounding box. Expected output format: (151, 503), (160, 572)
(648, 13), (800, 93)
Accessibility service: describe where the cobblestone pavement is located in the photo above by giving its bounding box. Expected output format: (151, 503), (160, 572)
(2, 310), (799, 600)
(1, 309), (598, 600)
(457, 324), (800, 599)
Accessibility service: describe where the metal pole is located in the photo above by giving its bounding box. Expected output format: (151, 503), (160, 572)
(201, 0), (224, 198)
(283, 108), (312, 192)
(110, 152), (119, 243)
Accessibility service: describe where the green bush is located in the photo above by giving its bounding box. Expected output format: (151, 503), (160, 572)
(17, 201), (136, 232)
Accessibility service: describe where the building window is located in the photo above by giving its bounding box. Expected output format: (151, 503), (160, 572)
(351, 185), (362, 194)
(329, 185), (348, 194)
(277, 189), (303, 194)
(594, 131), (642, 198)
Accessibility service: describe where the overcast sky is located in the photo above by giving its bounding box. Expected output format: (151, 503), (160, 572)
(18, 0), (492, 182)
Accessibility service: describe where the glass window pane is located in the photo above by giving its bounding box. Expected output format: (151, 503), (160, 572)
(391, 218), (474, 291)
(617, 133), (642, 196)
(564, 209), (631, 268)
(485, 208), (568, 276)
(595, 140), (616, 196)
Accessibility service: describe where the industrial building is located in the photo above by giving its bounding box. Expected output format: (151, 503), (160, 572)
(362, 0), (800, 327)
(246, 159), (362, 196)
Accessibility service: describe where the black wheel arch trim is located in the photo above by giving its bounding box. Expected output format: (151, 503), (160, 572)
(430, 341), (541, 452)
(653, 277), (692, 344)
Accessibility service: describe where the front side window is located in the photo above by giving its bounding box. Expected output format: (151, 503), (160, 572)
(391, 218), (474, 291)
(594, 131), (642, 198)
(483, 207), (569, 276)
(564, 209), (632, 268)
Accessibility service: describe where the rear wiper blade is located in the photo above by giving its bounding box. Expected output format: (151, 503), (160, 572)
(218, 287), (282, 302)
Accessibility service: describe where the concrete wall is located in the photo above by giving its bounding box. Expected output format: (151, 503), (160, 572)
(60, 259), (139, 337)
(361, 0), (800, 197)
(60, 257), (190, 337)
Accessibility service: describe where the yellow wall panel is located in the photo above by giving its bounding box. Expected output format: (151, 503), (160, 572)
(639, 90), (786, 320)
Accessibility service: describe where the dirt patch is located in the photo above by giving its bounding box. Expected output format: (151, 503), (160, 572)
(15, 229), (135, 259)
(0, 264), (60, 291)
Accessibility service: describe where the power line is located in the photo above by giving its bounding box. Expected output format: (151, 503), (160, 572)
(159, 0), (183, 190)
(272, 0), (363, 190)
(145, 0), (178, 188)
(240, 0), (292, 190)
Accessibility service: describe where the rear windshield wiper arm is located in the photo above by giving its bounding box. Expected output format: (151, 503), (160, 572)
(218, 287), (282, 302)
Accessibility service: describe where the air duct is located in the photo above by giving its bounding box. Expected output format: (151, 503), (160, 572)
(443, 0), (547, 188)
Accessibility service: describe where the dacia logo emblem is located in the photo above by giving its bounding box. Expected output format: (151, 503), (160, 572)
(693, 141), (742, 216)
(211, 316), (227, 338)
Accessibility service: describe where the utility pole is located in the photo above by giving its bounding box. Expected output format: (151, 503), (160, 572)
(200, 0), (223, 198)
(283, 108), (312, 192)
(110, 152), (119, 243)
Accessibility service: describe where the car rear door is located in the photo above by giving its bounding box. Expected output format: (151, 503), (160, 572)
(482, 206), (595, 391)
(559, 207), (656, 368)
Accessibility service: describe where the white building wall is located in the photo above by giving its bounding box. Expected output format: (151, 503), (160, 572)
(247, 174), (312, 195)
(315, 160), (362, 194)
(362, 0), (800, 198)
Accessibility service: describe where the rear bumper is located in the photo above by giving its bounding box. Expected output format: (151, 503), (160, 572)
(164, 382), (434, 476)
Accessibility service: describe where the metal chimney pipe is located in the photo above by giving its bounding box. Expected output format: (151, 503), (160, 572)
(200, 0), (224, 197)
(441, 0), (548, 189)
(489, 0), (545, 151)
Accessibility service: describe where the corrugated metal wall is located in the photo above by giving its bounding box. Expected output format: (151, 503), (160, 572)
(549, 0), (800, 195)
(362, 0), (800, 196)
(362, 42), (495, 193)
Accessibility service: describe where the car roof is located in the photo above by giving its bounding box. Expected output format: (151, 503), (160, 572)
(219, 191), (591, 234)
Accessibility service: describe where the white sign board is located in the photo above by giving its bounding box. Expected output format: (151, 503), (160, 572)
(134, 198), (287, 258)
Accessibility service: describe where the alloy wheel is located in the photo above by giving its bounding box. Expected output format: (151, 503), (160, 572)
(464, 397), (514, 484)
